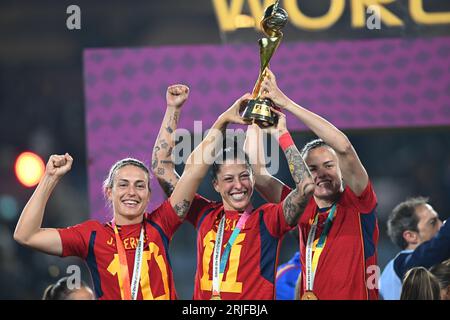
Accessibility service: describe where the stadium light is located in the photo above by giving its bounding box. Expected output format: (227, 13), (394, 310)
(15, 151), (45, 187)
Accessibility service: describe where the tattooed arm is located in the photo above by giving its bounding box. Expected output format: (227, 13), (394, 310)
(282, 143), (314, 226)
(266, 109), (315, 226)
(169, 94), (252, 219)
(151, 84), (187, 197)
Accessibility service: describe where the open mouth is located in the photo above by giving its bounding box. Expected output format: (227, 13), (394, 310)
(317, 180), (331, 187)
(230, 191), (247, 201)
(122, 199), (139, 208)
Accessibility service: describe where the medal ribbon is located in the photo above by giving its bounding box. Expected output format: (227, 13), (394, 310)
(111, 220), (145, 300)
(211, 204), (253, 298)
(305, 204), (337, 292)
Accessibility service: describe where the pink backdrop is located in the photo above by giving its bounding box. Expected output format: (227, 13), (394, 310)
(84, 36), (450, 220)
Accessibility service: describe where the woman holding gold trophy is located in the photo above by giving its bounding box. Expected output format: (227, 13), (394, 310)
(152, 1), (316, 300)
(259, 68), (379, 300)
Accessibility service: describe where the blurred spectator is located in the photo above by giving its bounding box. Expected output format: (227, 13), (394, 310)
(276, 251), (301, 300)
(275, 228), (301, 300)
(380, 197), (450, 299)
(43, 276), (95, 300)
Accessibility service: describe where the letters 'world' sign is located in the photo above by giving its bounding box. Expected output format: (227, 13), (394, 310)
(212, 0), (450, 33)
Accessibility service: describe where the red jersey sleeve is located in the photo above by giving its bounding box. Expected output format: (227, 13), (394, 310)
(57, 220), (98, 258)
(260, 202), (294, 238)
(149, 199), (183, 240)
(186, 194), (216, 228)
(344, 180), (377, 214)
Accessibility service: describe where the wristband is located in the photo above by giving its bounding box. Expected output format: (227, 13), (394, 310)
(279, 132), (294, 151)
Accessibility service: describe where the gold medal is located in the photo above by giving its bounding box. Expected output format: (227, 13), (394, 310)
(210, 294), (221, 300)
(301, 291), (318, 300)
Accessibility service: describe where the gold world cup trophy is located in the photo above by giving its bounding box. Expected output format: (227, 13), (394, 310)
(241, 0), (288, 127)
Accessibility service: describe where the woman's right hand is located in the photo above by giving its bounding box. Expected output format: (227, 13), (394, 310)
(46, 153), (73, 179)
(219, 93), (254, 125)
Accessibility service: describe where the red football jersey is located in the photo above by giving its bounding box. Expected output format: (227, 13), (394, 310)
(58, 200), (182, 300)
(298, 181), (379, 300)
(187, 195), (293, 300)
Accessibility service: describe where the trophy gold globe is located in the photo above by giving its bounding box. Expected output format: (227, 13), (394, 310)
(241, 0), (288, 127)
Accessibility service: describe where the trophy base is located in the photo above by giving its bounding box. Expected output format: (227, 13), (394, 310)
(241, 98), (277, 128)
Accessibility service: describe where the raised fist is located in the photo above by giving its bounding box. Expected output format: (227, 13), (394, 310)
(166, 84), (189, 109)
(45, 153), (73, 178)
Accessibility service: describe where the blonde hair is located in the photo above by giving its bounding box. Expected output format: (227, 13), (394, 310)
(400, 267), (441, 300)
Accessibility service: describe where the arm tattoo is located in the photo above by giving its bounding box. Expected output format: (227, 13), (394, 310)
(166, 146), (173, 157)
(165, 112), (179, 134)
(165, 126), (174, 134)
(152, 145), (160, 170)
(171, 112), (179, 124)
(283, 189), (310, 226)
(282, 145), (312, 226)
(159, 179), (175, 197)
(152, 110), (180, 197)
(173, 199), (191, 218)
(285, 146), (309, 185)
(152, 158), (158, 171)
